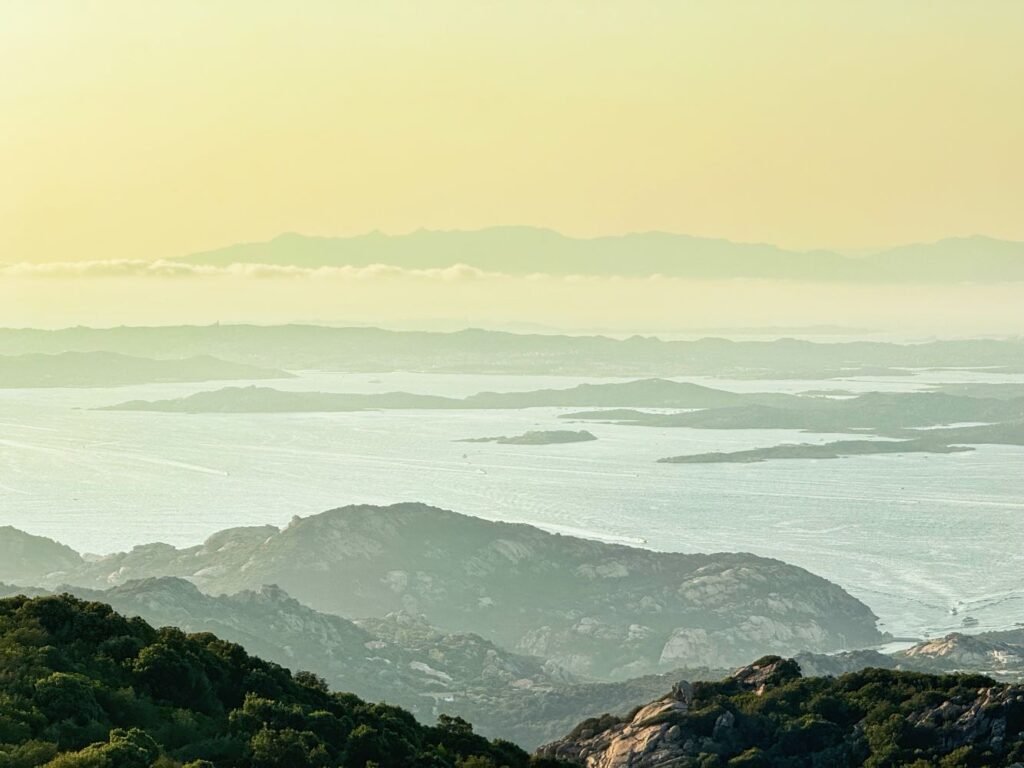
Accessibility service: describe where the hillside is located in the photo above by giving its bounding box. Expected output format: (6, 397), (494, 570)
(658, 439), (972, 464)
(1, 504), (884, 677)
(0, 527), (83, 584)
(537, 657), (1024, 767)
(0, 578), (693, 748)
(0, 593), (549, 767)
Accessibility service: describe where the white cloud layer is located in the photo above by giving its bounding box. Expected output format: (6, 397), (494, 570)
(3, 260), (1024, 336)
(0, 259), (492, 281)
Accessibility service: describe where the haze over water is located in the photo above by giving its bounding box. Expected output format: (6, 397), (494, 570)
(4, 369), (1022, 644)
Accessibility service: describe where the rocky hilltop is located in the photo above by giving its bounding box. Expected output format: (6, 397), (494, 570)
(1, 504), (882, 678)
(0, 526), (82, 584)
(538, 657), (1024, 766)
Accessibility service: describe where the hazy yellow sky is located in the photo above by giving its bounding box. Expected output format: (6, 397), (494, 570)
(3, 0), (1023, 264)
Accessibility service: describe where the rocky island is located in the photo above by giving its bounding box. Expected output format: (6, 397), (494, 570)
(658, 438), (973, 464)
(460, 430), (598, 445)
(99, 378), (752, 412)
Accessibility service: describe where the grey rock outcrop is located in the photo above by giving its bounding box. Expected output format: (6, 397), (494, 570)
(538, 658), (1024, 767)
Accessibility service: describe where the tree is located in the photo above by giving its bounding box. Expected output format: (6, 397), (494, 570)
(249, 727), (328, 768)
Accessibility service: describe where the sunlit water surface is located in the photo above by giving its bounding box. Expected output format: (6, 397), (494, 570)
(2, 370), (1022, 643)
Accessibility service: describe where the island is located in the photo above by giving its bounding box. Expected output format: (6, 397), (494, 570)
(459, 429), (598, 445)
(658, 421), (1024, 464)
(564, 390), (1024, 432)
(658, 438), (973, 464)
(99, 378), (754, 412)
(103, 380), (1024, 441)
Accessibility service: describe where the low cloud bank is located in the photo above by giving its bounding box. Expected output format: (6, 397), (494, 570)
(0, 260), (491, 281)
(2, 261), (1023, 336)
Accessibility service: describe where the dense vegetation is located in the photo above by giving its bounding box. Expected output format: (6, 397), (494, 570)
(1, 578), (701, 749)
(0, 594), (564, 768)
(543, 657), (1024, 767)
(706, 665), (1024, 766)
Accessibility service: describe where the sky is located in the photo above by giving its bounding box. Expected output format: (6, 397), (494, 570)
(3, 0), (1024, 263)
(2, 1), (1023, 334)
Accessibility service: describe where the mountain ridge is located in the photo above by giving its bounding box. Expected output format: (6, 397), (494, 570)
(0, 503), (884, 678)
(2, 324), (1021, 377)
(181, 228), (1024, 283)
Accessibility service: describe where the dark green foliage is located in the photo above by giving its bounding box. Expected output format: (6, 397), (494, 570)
(0, 594), (555, 767)
(648, 663), (1019, 767)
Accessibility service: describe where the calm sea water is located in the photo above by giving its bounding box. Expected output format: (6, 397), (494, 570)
(2, 370), (1022, 642)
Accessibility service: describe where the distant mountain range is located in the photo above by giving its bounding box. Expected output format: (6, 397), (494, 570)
(183, 227), (1024, 282)
(1, 324), (1022, 377)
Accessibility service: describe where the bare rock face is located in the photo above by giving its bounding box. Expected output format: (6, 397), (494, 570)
(908, 686), (1024, 754)
(730, 655), (801, 695)
(535, 661), (788, 767)
(537, 683), (695, 767)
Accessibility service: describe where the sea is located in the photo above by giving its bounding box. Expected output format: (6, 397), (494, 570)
(2, 369), (1023, 643)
